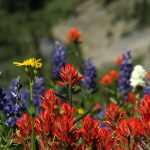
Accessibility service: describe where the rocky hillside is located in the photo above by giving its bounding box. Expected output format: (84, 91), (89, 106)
(52, 0), (150, 70)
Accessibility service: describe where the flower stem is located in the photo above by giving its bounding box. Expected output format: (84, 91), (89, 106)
(69, 86), (73, 107)
(29, 78), (35, 150)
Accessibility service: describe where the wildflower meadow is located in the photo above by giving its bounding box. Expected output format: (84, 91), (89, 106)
(0, 28), (150, 150)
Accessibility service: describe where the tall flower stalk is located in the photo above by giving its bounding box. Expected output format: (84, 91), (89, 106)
(83, 58), (97, 93)
(57, 64), (84, 107)
(119, 51), (133, 100)
(52, 41), (66, 79)
(13, 58), (42, 150)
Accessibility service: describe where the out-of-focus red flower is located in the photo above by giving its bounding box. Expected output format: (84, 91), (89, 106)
(105, 102), (126, 129)
(12, 113), (32, 150)
(67, 28), (82, 43)
(100, 70), (119, 85)
(146, 72), (150, 80)
(115, 55), (123, 65)
(57, 64), (84, 87)
(126, 92), (136, 104)
(41, 89), (61, 114)
(93, 102), (101, 111)
(109, 70), (120, 80)
(100, 74), (113, 85)
(115, 117), (145, 149)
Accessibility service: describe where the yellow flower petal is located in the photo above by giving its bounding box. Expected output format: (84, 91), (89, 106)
(13, 58), (42, 69)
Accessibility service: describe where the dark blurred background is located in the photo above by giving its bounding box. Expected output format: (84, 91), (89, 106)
(0, 0), (150, 88)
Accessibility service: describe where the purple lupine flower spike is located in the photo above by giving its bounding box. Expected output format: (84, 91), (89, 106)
(144, 77), (150, 95)
(119, 51), (133, 100)
(83, 58), (97, 93)
(52, 41), (66, 79)
(33, 77), (45, 113)
(1, 77), (26, 127)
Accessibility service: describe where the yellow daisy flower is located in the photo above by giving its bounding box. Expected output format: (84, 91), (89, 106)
(77, 108), (84, 115)
(13, 58), (42, 69)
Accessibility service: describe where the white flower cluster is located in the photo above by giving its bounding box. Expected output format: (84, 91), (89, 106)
(130, 65), (146, 89)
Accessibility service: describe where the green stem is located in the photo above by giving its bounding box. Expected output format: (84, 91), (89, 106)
(31, 118), (35, 150)
(69, 86), (73, 107)
(29, 78), (35, 150)
(29, 78), (33, 102)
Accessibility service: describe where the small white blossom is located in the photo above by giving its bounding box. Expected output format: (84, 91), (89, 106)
(130, 65), (146, 88)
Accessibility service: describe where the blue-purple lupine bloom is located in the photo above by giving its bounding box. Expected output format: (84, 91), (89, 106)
(119, 51), (133, 99)
(144, 78), (150, 95)
(82, 59), (97, 93)
(144, 87), (150, 95)
(0, 86), (7, 110)
(94, 107), (106, 119)
(52, 41), (66, 79)
(33, 77), (45, 113)
(2, 77), (26, 127)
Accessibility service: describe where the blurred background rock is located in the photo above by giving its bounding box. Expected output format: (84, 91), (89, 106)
(0, 0), (150, 87)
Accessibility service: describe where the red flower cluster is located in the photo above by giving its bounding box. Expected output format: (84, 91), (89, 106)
(57, 64), (84, 87)
(100, 70), (120, 85)
(67, 28), (83, 43)
(104, 95), (150, 149)
(105, 102), (126, 129)
(12, 114), (32, 150)
(78, 115), (113, 149)
(13, 90), (150, 149)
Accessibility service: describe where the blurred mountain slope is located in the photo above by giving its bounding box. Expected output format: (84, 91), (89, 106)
(52, 0), (150, 69)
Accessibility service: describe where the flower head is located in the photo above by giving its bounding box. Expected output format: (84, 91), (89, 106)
(33, 77), (45, 113)
(12, 113), (32, 149)
(52, 41), (66, 79)
(100, 74), (113, 85)
(105, 102), (126, 129)
(1, 77), (26, 127)
(100, 70), (119, 86)
(119, 51), (133, 99)
(109, 70), (120, 80)
(13, 58), (42, 69)
(130, 65), (146, 89)
(115, 55), (123, 65)
(82, 58), (97, 93)
(57, 64), (84, 87)
(67, 28), (82, 43)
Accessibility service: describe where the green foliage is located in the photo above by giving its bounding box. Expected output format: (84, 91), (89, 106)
(0, 0), (81, 87)
(66, 43), (84, 72)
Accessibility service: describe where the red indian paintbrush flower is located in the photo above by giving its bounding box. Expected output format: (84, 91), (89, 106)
(57, 64), (84, 87)
(97, 128), (114, 149)
(115, 117), (145, 149)
(34, 109), (57, 149)
(77, 115), (100, 148)
(137, 95), (150, 138)
(41, 89), (61, 114)
(109, 70), (120, 80)
(67, 28), (83, 43)
(105, 102), (126, 129)
(100, 70), (119, 85)
(100, 74), (113, 85)
(115, 55), (123, 65)
(54, 115), (79, 148)
(12, 113), (32, 150)
(61, 103), (76, 118)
